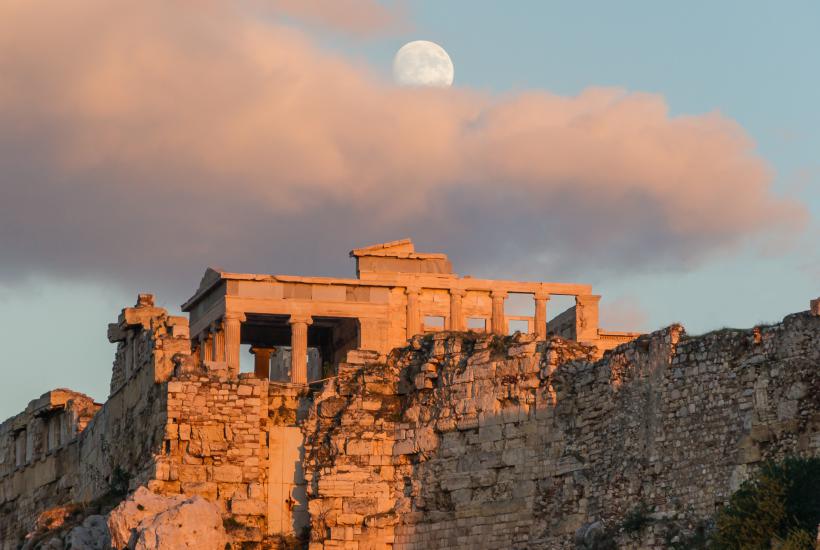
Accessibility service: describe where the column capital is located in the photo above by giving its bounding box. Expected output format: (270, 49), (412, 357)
(534, 291), (551, 301)
(449, 288), (467, 297)
(405, 286), (422, 296)
(288, 314), (313, 326)
(490, 289), (508, 300)
(223, 311), (246, 323)
(576, 294), (601, 305)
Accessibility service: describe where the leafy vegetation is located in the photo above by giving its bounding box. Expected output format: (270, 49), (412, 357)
(621, 501), (653, 534)
(712, 457), (820, 549)
(109, 466), (131, 497)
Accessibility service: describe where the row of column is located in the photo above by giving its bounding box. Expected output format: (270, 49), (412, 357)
(198, 313), (312, 385)
(405, 288), (556, 339)
(198, 313), (244, 375)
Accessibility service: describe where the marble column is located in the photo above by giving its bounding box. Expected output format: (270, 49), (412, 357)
(289, 315), (312, 384)
(491, 290), (508, 335)
(534, 292), (550, 339)
(224, 312), (244, 376)
(251, 347), (274, 379)
(202, 332), (213, 362)
(405, 287), (421, 339)
(212, 321), (225, 363)
(449, 289), (466, 331)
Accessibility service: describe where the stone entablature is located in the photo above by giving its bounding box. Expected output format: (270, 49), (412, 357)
(181, 239), (638, 384)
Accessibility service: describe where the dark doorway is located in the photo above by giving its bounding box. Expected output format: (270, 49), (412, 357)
(240, 314), (360, 382)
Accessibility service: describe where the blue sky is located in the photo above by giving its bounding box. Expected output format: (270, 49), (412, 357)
(0, 1), (817, 420)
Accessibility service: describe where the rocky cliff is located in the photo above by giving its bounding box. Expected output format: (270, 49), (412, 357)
(303, 311), (820, 549)
(3, 303), (819, 549)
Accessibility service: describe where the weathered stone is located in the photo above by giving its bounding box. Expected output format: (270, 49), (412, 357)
(65, 515), (111, 550)
(4, 267), (820, 550)
(302, 312), (820, 550)
(231, 498), (266, 516)
(134, 498), (226, 550)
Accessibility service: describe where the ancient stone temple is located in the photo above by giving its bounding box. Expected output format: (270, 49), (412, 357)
(182, 239), (638, 384)
(2, 241), (819, 550)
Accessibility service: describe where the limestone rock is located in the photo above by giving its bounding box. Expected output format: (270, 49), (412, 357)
(108, 487), (228, 550)
(65, 515), (111, 550)
(574, 521), (609, 549)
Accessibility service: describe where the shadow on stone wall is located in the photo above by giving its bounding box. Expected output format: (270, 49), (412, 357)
(302, 311), (820, 549)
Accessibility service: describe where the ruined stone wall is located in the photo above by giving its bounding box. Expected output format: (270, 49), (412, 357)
(0, 293), (311, 549)
(0, 391), (100, 546)
(303, 311), (820, 549)
(146, 370), (315, 546)
(0, 391), (99, 481)
(151, 372), (271, 542)
(0, 297), (190, 549)
(3, 293), (819, 550)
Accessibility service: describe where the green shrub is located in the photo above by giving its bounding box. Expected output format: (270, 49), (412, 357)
(109, 466), (131, 497)
(780, 528), (818, 550)
(621, 501), (653, 534)
(712, 457), (820, 549)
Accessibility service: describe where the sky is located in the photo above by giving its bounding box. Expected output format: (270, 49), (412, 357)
(1, 0), (818, 420)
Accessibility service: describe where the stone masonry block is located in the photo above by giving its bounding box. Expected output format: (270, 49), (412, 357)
(212, 464), (243, 483)
(178, 464), (207, 483)
(180, 481), (218, 500)
(231, 497), (266, 516)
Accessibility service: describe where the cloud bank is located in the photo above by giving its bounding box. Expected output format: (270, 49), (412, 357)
(269, 0), (405, 35)
(0, 0), (805, 298)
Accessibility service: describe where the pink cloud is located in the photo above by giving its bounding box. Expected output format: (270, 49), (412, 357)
(600, 296), (650, 332)
(0, 0), (807, 295)
(268, 0), (406, 35)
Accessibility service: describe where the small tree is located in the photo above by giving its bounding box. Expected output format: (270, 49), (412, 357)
(712, 457), (820, 549)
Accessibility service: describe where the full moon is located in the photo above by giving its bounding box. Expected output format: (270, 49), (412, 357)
(393, 40), (454, 88)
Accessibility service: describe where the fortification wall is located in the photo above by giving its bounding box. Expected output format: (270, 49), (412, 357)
(0, 390), (99, 547)
(303, 311), (820, 549)
(0, 294), (311, 549)
(3, 294), (819, 549)
(151, 372), (272, 542)
(0, 297), (189, 548)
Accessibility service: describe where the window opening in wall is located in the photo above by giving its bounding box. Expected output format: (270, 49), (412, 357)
(47, 414), (61, 452)
(423, 315), (445, 331)
(506, 292), (535, 335)
(24, 430), (32, 464)
(508, 319), (530, 334)
(15, 430), (26, 467)
(467, 317), (487, 331)
(505, 293), (534, 316)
